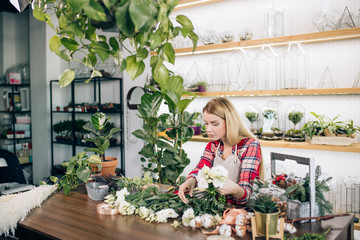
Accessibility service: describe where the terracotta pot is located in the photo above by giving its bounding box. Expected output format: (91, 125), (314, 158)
(91, 157), (118, 177)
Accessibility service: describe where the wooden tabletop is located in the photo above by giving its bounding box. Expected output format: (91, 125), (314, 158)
(17, 187), (354, 240)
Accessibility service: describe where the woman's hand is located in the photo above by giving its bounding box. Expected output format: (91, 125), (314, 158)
(219, 179), (244, 199)
(178, 177), (196, 204)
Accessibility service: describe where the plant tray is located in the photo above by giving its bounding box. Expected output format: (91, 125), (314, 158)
(310, 136), (355, 146)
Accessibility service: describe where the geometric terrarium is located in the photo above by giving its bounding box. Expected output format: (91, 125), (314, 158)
(284, 104), (305, 142)
(254, 45), (280, 90)
(260, 100), (283, 140)
(244, 104), (261, 138)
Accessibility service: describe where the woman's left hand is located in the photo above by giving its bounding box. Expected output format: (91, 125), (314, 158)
(219, 179), (239, 196)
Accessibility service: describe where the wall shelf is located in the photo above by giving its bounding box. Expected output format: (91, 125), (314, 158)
(174, 0), (225, 11)
(185, 87), (360, 97)
(189, 135), (360, 153)
(174, 28), (360, 56)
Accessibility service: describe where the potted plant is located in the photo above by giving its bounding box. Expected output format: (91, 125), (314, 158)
(53, 120), (72, 143)
(285, 110), (305, 142)
(48, 152), (102, 196)
(83, 112), (121, 176)
(252, 194), (280, 237)
(32, 0), (198, 88)
(261, 108), (283, 140)
(245, 111), (259, 133)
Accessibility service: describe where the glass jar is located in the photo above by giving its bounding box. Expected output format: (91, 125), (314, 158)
(244, 104), (260, 137)
(284, 103), (305, 142)
(260, 100), (283, 140)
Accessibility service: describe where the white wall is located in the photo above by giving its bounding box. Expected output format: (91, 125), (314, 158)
(167, 0), (360, 186)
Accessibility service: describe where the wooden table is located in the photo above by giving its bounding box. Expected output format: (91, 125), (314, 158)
(17, 187), (354, 240)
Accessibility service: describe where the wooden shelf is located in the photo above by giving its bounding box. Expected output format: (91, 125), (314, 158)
(174, 0), (225, 11)
(174, 28), (360, 56)
(184, 88), (360, 97)
(355, 214), (360, 231)
(189, 135), (360, 153)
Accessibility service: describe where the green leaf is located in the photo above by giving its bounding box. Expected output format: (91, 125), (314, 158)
(44, 14), (54, 29)
(136, 47), (149, 62)
(91, 69), (103, 78)
(109, 37), (119, 50)
(32, 5), (46, 21)
(59, 69), (75, 88)
(114, 0), (135, 37)
(176, 15), (194, 31)
(77, 166), (91, 183)
(59, 50), (71, 62)
(103, 0), (118, 10)
(149, 29), (162, 50)
(91, 41), (110, 62)
(83, 0), (107, 21)
(188, 31), (198, 52)
(126, 55), (145, 80)
(152, 63), (169, 88)
(129, 0), (158, 31)
(61, 38), (79, 51)
(120, 59), (127, 71)
(50, 176), (58, 183)
(178, 98), (195, 114)
(63, 184), (71, 196)
(68, 0), (89, 12)
(161, 43), (175, 64)
(49, 35), (62, 55)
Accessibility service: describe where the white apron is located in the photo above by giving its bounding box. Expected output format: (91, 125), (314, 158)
(213, 143), (241, 183)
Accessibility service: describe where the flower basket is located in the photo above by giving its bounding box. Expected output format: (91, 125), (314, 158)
(310, 136), (355, 146)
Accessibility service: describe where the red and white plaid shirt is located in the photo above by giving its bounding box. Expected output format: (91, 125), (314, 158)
(188, 138), (262, 205)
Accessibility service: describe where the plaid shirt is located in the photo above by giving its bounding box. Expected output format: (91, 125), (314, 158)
(188, 138), (262, 205)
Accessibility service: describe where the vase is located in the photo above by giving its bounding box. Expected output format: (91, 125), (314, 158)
(254, 210), (280, 236)
(86, 182), (109, 201)
(91, 157), (118, 177)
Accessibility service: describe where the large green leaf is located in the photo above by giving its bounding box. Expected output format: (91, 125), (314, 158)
(59, 69), (75, 88)
(91, 41), (110, 62)
(132, 129), (153, 143)
(49, 35), (62, 55)
(161, 150), (177, 166)
(126, 55), (145, 80)
(103, 0), (118, 10)
(83, 0), (107, 21)
(68, 0), (89, 12)
(176, 15), (194, 31)
(161, 43), (175, 65)
(152, 63), (169, 89)
(67, 22), (84, 38)
(138, 92), (163, 118)
(163, 167), (178, 183)
(178, 97), (195, 114)
(109, 37), (119, 50)
(149, 29), (162, 50)
(188, 31), (199, 52)
(32, 5), (46, 21)
(129, 0), (158, 32)
(156, 140), (178, 153)
(114, 0), (135, 37)
(136, 47), (149, 62)
(61, 38), (79, 51)
(76, 166), (91, 183)
(139, 143), (156, 158)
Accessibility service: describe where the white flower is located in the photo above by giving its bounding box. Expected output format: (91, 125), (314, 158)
(219, 224), (232, 237)
(118, 200), (136, 215)
(171, 220), (181, 228)
(182, 208), (195, 227)
(200, 214), (213, 228)
(139, 207), (151, 219)
(196, 165), (228, 190)
(145, 211), (156, 223)
(155, 209), (179, 223)
(235, 225), (246, 237)
(235, 213), (246, 226)
(104, 194), (116, 205)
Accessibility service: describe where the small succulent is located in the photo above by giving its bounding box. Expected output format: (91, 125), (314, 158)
(245, 111), (259, 123)
(253, 194), (279, 214)
(288, 111), (304, 127)
(263, 109), (277, 120)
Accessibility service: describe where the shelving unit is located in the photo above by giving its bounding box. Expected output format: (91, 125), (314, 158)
(190, 135), (360, 153)
(49, 77), (125, 175)
(173, 28), (360, 56)
(0, 83), (32, 166)
(184, 87), (360, 97)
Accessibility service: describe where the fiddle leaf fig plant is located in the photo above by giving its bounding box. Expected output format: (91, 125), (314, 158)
(83, 112), (121, 161)
(133, 75), (197, 185)
(32, 0), (198, 87)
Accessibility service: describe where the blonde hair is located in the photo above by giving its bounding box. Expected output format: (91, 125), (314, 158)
(203, 97), (264, 179)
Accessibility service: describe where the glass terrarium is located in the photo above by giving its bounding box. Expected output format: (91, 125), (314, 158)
(254, 45), (280, 90)
(260, 100), (283, 140)
(244, 104), (261, 138)
(284, 104), (305, 142)
(226, 48), (253, 91)
(265, 4), (284, 38)
(206, 57), (228, 91)
(281, 43), (307, 89)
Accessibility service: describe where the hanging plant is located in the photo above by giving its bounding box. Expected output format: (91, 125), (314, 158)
(32, 0), (198, 87)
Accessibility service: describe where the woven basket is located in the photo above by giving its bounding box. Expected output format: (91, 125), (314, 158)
(310, 136), (355, 146)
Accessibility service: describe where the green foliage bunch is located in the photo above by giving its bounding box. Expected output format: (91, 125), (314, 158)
(245, 111), (259, 123)
(116, 172), (153, 193)
(285, 166), (332, 216)
(302, 112), (359, 139)
(253, 194), (279, 214)
(288, 111), (304, 128)
(83, 112), (121, 160)
(133, 79), (197, 184)
(32, 0), (198, 87)
(46, 152), (102, 196)
(263, 109), (277, 120)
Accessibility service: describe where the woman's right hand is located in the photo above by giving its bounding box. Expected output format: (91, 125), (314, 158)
(178, 177), (196, 204)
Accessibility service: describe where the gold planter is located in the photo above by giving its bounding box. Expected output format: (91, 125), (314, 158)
(254, 210), (280, 236)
